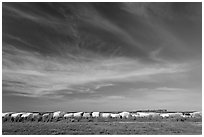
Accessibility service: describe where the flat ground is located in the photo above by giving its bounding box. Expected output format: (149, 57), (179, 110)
(2, 121), (202, 135)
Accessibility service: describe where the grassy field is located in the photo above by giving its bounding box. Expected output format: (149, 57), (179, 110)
(2, 121), (202, 135)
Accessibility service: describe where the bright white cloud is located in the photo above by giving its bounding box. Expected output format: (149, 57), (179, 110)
(95, 83), (114, 90)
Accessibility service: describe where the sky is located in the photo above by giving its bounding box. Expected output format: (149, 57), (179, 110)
(2, 2), (202, 112)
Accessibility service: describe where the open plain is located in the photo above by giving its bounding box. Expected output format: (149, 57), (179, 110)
(2, 119), (202, 135)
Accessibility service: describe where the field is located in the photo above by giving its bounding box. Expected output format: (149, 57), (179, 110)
(2, 121), (202, 135)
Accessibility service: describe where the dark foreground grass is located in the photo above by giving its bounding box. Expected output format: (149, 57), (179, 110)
(2, 121), (202, 135)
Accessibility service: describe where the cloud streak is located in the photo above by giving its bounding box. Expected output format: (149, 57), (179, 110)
(2, 3), (201, 111)
(95, 83), (114, 90)
(3, 43), (188, 98)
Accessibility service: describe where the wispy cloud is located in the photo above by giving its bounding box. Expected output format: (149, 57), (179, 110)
(95, 83), (114, 90)
(105, 95), (125, 100)
(155, 87), (186, 91)
(3, 3), (65, 26)
(134, 87), (187, 93)
(2, 3), (201, 112)
(2, 44), (188, 98)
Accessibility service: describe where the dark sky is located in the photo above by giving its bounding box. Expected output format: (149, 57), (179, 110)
(2, 2), (202, 112)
